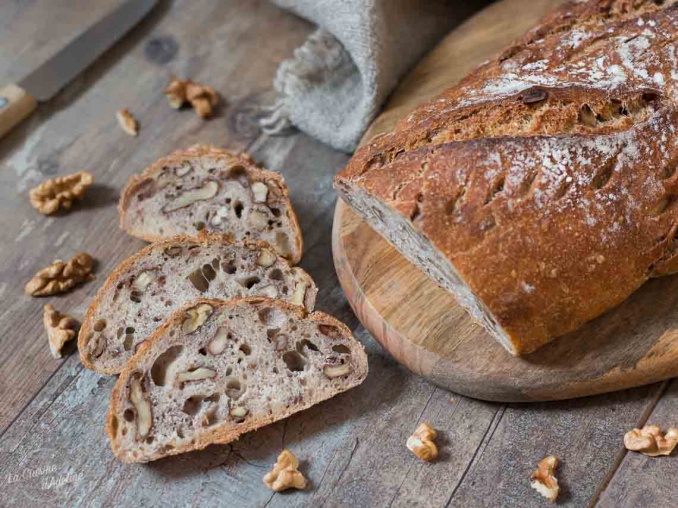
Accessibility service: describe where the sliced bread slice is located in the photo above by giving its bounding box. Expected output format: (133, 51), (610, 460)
(79, 234), (317, 375)
(106, 297), (368, 463)
(119, 145), (303, 264)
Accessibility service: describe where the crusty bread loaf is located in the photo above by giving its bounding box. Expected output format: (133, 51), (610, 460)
(336, 0), (678, 354)
(79, 234), (317, 375)
(119, 145), (303, 264)
(107, 297), (368, 463)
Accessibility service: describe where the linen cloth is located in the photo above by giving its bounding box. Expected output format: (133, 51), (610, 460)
(263, 0), (486, 152)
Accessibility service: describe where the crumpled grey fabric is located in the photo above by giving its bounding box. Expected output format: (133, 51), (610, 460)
(264, 0), (485, 153)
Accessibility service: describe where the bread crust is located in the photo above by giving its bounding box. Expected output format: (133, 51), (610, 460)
(119, 145), (304, 264)
(78, 233), (317, 374)
(335, 0), (678, 354)
(106, 297), (368, 463)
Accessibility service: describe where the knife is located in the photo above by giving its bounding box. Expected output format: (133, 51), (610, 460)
(0, 0), (158, 139)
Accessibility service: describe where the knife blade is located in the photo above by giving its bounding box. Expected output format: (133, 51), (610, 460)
(0, 0), (158, 138)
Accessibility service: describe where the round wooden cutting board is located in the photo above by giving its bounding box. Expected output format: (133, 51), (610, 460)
(332, 0), (678, 402)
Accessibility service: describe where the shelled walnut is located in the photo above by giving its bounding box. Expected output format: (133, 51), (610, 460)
(29, 172), (93, 215)
(530, 455), (560, 502)
(263, 450), (307, 492)
(116, 109), (139, 136)
(43, 304), (78, 358)
(406, 422), (438, 462)
(25, 252), (95, 296)
(624, 425), (678, 457)
(163, 78), (219, 118)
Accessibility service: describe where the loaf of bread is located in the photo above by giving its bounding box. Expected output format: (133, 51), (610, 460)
(336, 0), (678, 354)
(119, 145), (303, 264)
(107, 297), (368, 463)
(79, 234), (317, 374)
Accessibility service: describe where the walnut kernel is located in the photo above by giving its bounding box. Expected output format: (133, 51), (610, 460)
(263, 450), (307, 492)
(43, 304), (78, 358)
(116, 109), (139, 136)
(182, 303), (213, 333)
(530, 455), (560, 502)
(130, 376), (152, 438)
(164, 78), (219, 118)
(624, 425), (678, 457)
(406, 422), (438, 462)
(25, 252), (95, 296)
(29, 172), (93, 215)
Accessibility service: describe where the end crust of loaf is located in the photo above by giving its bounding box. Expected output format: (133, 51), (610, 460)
(335, 0), (678, 354)
(119, 145), (304, 264)
(79, 233), (317, 375)
(106, 297), (368, 463)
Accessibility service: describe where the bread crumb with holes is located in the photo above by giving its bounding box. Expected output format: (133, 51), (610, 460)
(263, 450), (307, 492)
(530, 455), (559, 502)
(406, 422), (438, 462)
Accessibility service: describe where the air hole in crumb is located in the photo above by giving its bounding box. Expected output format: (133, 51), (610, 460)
(239, 344), (252, 355)
(239, 276), (260, 289)
(332, 344), (351, 354)
(228, 165), (247, 180)
(123, 335), (134, 351)
(268, 268), (284, 281)
(188, 268), (210, 292)
(117, 327), (124, 339)
(267, 328), (280, 340)
(282, 351), (306, 372)
(270, 208), (282, 217)
(123, 409), (135, 422)
(177, 429), (184, 439)
(222, 261), (237, 274)
(146, 436), (154, 444)
(225, 378), (244, 399)
(296, 339), (319, 354)
(234, 201), (244, 219)
(151, 345), (184, 386)
(211, 257), (220, 270)
(130, 291), (142, 303)
(93, 319), (107, 332)
(202, 263), (217, 281)
(198, 347), (207, 356)
(318, 324), (343, 339)
(125, 327), (135, 335)
(165, 300), (173, 307)
(258, 307), (286, 327)
(194, 221), (206, 231)
(182, 395), (204, 416)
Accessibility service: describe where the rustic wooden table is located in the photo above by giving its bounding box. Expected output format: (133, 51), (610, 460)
(0, 1), (676, 507)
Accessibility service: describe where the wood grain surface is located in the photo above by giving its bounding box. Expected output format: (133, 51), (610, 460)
(0, 1), (676, 507)
(332, 0), (678, 402)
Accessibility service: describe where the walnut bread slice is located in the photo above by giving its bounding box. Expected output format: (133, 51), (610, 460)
(335, 0), (678, 355)
(79, 234), (317, 375)
(107, 297), (368, 463)
(119, 145), (303, 264)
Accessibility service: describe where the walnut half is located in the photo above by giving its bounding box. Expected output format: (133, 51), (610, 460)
(530, 455), (560, 502)
(164, 78), (219, 118)
(263, 450), (307, 492)
(116, 109), (139, 136)
(624, 425), (678, 457)
(25, 252), (95, 296)
(406, 422), (438, 462)
(43, 304), (78, 358)
(29, 172), (93, 215)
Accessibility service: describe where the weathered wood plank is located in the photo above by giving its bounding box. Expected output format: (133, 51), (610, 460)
(446, 384), (666, 507)
(596, 379), (678, 508)
(0, 0), (312, 434)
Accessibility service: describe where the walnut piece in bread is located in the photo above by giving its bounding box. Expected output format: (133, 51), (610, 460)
(335, 0), (678, 354)
(119, 145), (304, 264)
(106, 298), (368, 463)
(78, 234), (317, 375)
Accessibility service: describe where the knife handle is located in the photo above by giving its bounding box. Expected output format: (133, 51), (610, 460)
(0, 84), (37, 139)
